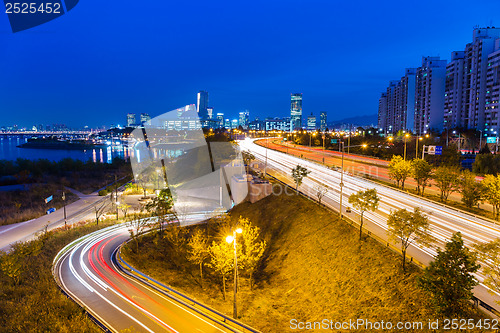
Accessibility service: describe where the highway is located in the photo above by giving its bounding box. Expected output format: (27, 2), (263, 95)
(256, 138), (494, 214)
(239, 138), (500, 312)
(53, 216), (257, 333)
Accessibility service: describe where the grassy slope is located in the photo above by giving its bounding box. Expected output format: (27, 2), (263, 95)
(121, 189), (487, 332)
(0, 220), (120, 332)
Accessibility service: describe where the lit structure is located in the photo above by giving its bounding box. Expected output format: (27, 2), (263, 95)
(126, 113), (136, 127)
(265, 117), (291, 132)
(239, 110), (249, 129)
(320, 111), (327, 131)
(307, 113), (316, 130)
(196, 91), (209, 119)
(140, 113), (151, 125)
(414, 56), (447, 135)
(290, 93), (302, 130)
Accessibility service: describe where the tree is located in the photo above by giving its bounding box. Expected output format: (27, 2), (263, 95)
(483, 174), (500, 220)
(0, 252), (23, 285)
(433, 165), (459, 203)
(388, 155), (412, 189)
(314, 184), (329, 206)
(458, 170), (483, 209)
(474, 239), (500, 304)
(418, 232), (480, 316)
(128, 215), (149, 252)
(187, 229), (209, 288)
(207, 240), (234, 300)
(238, 217), (266, 290)
(412, 159), (432, 195)
(118, 203), (131, 219)
(291, 165), (311, 193)
(93, 200), (109, 225)
(348, 188), (380, 239)
(145, 189), (174, 233)
(387, 208), (434, 272)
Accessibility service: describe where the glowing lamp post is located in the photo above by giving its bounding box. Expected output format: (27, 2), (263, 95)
(226, 227), (243, 319)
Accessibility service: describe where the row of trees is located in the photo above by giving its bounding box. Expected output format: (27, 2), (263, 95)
(346, 188), (500, 316)
(388, 156), (500, 219)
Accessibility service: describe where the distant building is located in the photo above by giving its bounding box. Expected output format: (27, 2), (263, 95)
(265, 117), (291, 132)
(307, 113), (316, 130)
(377, 92), (388, 131)
(216, 112), (224, 128)
(127, 113), (136, 127)
(196, 91), (209, 119)
(290, 93), (302, 130)
(239, 110), (250, 129)
(320, 111), (327, 131)
(207, 107), (214, 120)
(486, 39), (500, 136)
(140, 113), (151, 125)
(444, 51), (465, 130)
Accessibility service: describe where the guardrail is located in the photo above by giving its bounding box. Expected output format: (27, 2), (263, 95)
(114, 242), (261, 333)
(264, 170), (500, 319)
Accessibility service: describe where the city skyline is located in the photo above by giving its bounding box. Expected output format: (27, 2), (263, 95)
(1, 0), (499, 127)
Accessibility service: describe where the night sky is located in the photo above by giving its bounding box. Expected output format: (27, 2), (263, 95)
(1, 0), (499, 128)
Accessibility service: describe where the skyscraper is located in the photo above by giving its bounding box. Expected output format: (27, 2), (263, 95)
(216, 113), (224, 128)
(290, 93), (302, 130)
(239, 110), (249, 129)
(320, 111), (327, 131)
(307, 113), (316, 130)
(207, 107), (214, 120)
(126, 113), (136, 127)
(196, 91), (209, 119)
(140, 113), (151, 125)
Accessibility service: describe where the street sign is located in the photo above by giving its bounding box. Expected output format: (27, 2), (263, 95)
(427, 146), (436, 155)
(331, 139), (338, 144)
(487, 137), (497, 144)
(435, 146), (442, 155)
(45, 195), (53, 203)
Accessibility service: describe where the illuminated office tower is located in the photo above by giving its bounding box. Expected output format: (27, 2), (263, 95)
(140, 113), (151, 125)
(207, 107), (214, 120)
(126, 113), (136, 127)
(196, 91), (209, 119)
(239, 110), (249, 129)
(307, 113), (316, 130)
(320, 111), (327, 131)
(290, 93), (302, 130)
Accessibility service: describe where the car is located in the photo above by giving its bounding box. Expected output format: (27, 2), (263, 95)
(345, 207), (351, 213)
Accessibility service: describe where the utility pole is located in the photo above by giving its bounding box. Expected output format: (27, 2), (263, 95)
(62, 190), (67, 228)
(339, 141), (345, 220)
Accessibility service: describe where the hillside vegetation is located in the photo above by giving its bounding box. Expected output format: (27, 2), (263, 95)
(123, 187), (487, 332)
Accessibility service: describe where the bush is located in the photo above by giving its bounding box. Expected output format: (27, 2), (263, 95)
(98, 189), (108, 196)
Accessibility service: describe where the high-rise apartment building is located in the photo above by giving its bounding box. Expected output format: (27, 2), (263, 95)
(290, 93), (302, 130)
(320, 111), (327, 131)
(485, 39), (500, 136)
(444, 28), (500, 132)
(126, 113), (136, 127)
(377, 92), (388, 131)
(196, 91), (209, 119)
(414, 56), (447, 135)
(444, 51), (465, 130)
(216, 113), (224, 128)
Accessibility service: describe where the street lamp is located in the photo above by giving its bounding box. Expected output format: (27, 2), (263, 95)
(404, 133), (410, 161)
(339, 142), (367, 219)
(416, 136), (423, 159)
(226, 227), (243, 319)
(309, 132), (317, 148)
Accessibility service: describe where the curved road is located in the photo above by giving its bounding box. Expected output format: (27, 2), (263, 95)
(53, 219), (255, 333)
